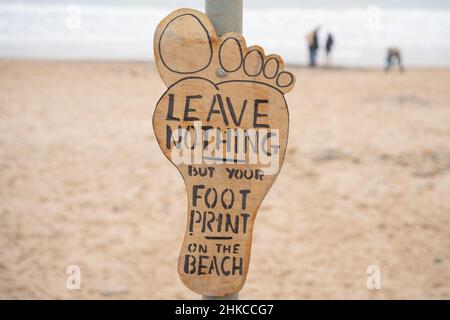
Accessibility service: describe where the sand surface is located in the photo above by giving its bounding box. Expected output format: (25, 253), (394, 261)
(0, 60), (449, 299)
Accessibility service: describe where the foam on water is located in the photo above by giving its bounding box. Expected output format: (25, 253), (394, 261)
(1, 3), (449, 67)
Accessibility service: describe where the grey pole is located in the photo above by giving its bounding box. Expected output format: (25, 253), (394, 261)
(205, 0), (243, 36)
(203, 0), (242, 301)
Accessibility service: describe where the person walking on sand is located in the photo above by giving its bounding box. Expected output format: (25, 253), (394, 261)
(385, 47), (404, 72)
(325, 33), (334, 67)
(306, 26), (320, 67)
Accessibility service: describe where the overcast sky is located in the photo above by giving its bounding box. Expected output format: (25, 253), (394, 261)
(1, 0), (450, 9)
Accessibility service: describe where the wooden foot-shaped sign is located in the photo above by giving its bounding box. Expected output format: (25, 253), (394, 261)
(152, 8), (295, 296)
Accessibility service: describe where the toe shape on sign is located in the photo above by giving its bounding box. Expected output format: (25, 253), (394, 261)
(244, 46), (265, 77)
(276, 71), (295, 93)
(154, 9), (217, 79)
(263, 55), (282, 79)
(219, 34), (245, 73)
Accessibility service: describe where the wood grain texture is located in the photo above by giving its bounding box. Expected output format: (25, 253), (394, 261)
(152, 8), (295, 296)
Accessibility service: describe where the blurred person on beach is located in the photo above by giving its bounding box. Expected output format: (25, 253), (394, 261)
(385, 47), (404, 72)
(306, 26), (320, 67)
(325, 32), (334, 67)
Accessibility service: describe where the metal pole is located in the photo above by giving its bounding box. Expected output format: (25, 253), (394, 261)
(205, 0), (243, 36)
(203, 0), (242, 301)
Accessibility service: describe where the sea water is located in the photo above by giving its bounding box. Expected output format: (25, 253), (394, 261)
(1, 1), (449, 67)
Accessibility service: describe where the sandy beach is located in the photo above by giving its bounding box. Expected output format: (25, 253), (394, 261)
(0, 60), (449, 299)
